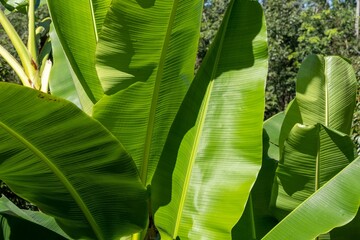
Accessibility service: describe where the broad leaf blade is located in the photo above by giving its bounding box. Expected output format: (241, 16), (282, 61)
(0, 195), (69, 240)
(296, 55), (356, 134)
(271, 123), (355, 220)
(93, 0), (203, 185)
(0, 83), (147, 240)
(47, 0), (104, 103)
(152, 1), (268, 239)
(233, 115), (285, 240)
(263, 156), (360, 240)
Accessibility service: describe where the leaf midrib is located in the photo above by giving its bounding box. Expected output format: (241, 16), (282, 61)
(140, 0), (180, 185)
(316, 61), (329, 192)
(0, 121), (103, 240)
(88, 0), (98, 42)
(172, 1), (235, 237)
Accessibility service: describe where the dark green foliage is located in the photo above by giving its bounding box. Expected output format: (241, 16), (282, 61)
(264, 0), (302, 118)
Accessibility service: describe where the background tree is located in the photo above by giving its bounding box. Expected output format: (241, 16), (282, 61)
(263, 0), (302, 117)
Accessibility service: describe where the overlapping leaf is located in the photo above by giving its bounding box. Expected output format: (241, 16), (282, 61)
(93, 0), (203, 185)
(263, 157), (360, 240)
(233, 113), (285, 240)
(295, 55), (356, 134)
(271, 123), (355, 219)
(151, 0), (268, 239)
(0, 83), (147, 240)
(47, 0), (107, 104)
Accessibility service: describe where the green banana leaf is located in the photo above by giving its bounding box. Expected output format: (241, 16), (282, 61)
(278, 55), (356, 158)
(233, 114), (284, 240)
(0, 195), (69, 240)
(93, 0), (203, 185)
(47, 0), (107, 104)
(263, 156), (360, 240)
(92, 0), (112, 34)
(271, 123), (355, 220)
(295, 55), (356, 134)
(151, 0), (268, 239)
(48, 24), (96, 115)
(0, 83), (147, 240)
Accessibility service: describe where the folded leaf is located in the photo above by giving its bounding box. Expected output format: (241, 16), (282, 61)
(295, 55), (356, 134)
(0, 83), (147, 240)
(263, 156), (360, 240)
(151, 0), (268, 239)
(271, 123), (355, 219)
(47, 0), (106, 103)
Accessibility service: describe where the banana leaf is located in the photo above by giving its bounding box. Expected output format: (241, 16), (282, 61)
(47, 0), (108, 104)
(92, 0), (112, 34)
(271, 123), (355, 220)
(232, 113), (284, 239)
(263, 156), (360, 240)
(0, 195), (69, 240)
(151, 0), (268, 239)
(0, 83), (147, 240)
(287, 55), (356, 135)
(93, 0), (203, 186)
(278, 55), (356, 158)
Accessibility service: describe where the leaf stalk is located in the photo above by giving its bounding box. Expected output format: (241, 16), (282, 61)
(0, 7), (35, 85)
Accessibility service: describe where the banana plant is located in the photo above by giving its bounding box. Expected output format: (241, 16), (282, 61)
(271, 55), (357, 217)
(261, 55), (359, 239)
(0, 0), (268, 239)
(0, 0), (359, 240)
(264, 156), (360, 240)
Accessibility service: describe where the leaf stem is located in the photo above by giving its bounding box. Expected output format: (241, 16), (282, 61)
(0, 45), (30, 87)
(0, 8), (34, 84)
(40, 60), (52, 93)
(28, 0), (38, 64)
(28, 0), (40, 89)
